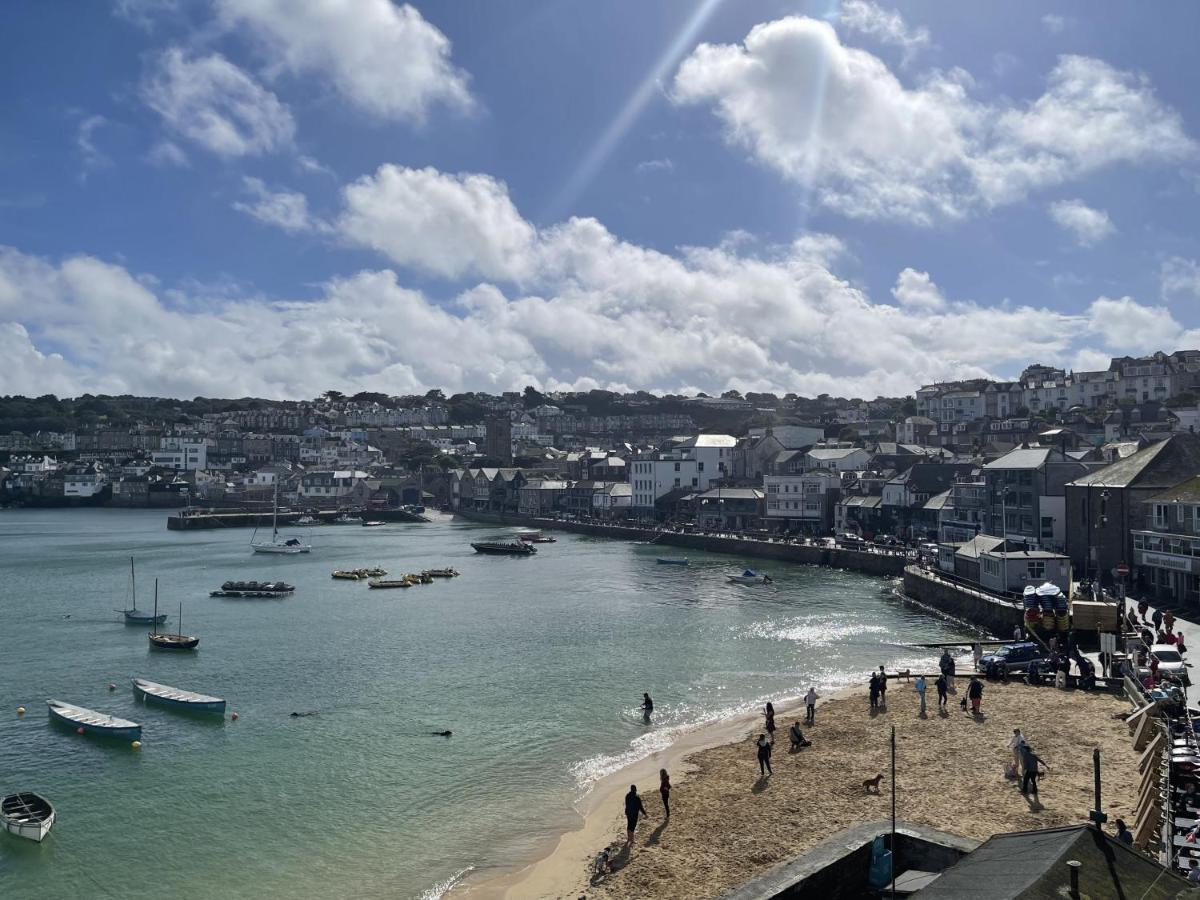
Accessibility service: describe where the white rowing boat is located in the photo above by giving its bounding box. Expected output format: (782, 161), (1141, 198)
(132, 679), (226, 714)
(2, 793), (55, 842)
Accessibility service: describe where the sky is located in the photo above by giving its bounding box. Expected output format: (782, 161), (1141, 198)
(2, 0), (1200, 401)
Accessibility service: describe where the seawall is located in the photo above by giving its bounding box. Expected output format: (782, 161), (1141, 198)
(455, 510), (906, 577)
(901, 565), (1022, 637)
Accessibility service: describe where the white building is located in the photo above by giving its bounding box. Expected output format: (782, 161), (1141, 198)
(64, 471), (107, 497)
(299, 470), (370, 500)
(593, 482), (632, 516)
(764, 470), (841, 531)
(630, 434), (735, 508)
(804, 447), (871, 472)
(152, 438), (207, 471)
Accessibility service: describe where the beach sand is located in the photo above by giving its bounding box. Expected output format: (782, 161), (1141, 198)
(465, 680), (1139, 900)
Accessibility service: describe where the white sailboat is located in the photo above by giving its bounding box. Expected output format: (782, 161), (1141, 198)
(251, 481), (311, 555)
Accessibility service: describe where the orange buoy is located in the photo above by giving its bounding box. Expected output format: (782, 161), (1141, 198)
(230, 712), (239, 721)
(76, 727), (86, 735)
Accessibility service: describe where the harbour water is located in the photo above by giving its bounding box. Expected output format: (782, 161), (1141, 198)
(0, 509), (977, 899)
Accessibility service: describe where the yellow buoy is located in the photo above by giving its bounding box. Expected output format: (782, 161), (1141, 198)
(16, 706), (26, 716)
(131, 740), (142, 749)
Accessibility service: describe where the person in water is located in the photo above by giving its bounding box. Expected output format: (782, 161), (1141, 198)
(641, 692), (654, 719)
(625, 784), (648, 843)
(659, 768), (671, 817)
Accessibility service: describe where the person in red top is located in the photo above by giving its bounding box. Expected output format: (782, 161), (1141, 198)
(1166, 631), (1180, 645)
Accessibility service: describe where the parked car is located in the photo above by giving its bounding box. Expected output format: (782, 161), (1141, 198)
(979, 642), (1047, 674)
(872, 534), (900, 547)
(1145, 644), (1190, 685)
(837, 533), (865, 546)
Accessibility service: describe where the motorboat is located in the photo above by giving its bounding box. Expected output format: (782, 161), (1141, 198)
(656, 557), (690, 566)
(251, 482), (312, 554)
(296, 515), (320, 526)
(332, 568), (388, 580)
(727, 569), (773, 585)
(423, 568), (460, 578)
(47, 700), (141, 739)
(116, 557), (168, 625)
(471, 541), (537, 555)
(132, 678), (225, 714)
(211, 580), (294, 598)
(362, 521), (386, 527)
(332, 512), (362, 525)
(2, 793), (54, 842)
(367, 579), (413, 589)
(518, 532), (557, 543)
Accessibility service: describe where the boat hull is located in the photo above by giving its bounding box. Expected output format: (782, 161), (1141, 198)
(47, 700), (142, 739)
(251, 544), (310, 554)
(656, 558), (689, 565)
(471, 542), (536, 556)
(132, 679), (226, 714)
(2, 794), (54, 842)
(123, 612), (168, 625)
(149, 634), (200, 650)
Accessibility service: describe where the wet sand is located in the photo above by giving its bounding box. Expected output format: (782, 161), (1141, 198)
(464, 681), (1138, 900)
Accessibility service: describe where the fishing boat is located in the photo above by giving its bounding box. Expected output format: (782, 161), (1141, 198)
(331, 570), (362, 580)
(148, 582), (199, 650)
(47, 700), (141, 739)
(362, 520), (386, 527)
(332, 512), (362, 525)
(296, 514), (320, 526)
(116, 557), (168, 625)
(367, 579), (412, 589)
(471, 541), (537, 556)
(251, 482), (311, 555)
(131, 678), (226, 714)
(2, 793), (55, 842)
(656, 557), (690, 566)
(211, 580), (293, 598)
(726, 569), (773, 585)
(423, 568), (460, 578)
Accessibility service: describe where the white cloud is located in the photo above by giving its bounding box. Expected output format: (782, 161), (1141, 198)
(76, 115), (111, 177)
(1047, 199), (1115, 246)
(146, 140), (189, 167)
(636, 158), (674, 174)
(891, 268), (946, 310)
(141, 48), (295, 158)
(838, 0), (930, 64)
(1162, 256), (1200, 301)
(214, 0), (472, 123)
(672, 17), (1195, 224)
(112, 0), (180, 28)
(1085, 296), (1185, 353)
(336, 165), (537, 281)
(1042, 14), (1069, 34)
(233, 177), (325, 233)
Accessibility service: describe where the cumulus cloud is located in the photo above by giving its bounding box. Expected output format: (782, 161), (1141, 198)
(141, 48), (295, 157)
(891, 268), (946, 310)
(1042, 14), (1069, 34)
(233, 177), (325, 233)
(838, 0), (930, 64)
(1085, 296), (1189, 353)
(214, 0), (472, 123)
(672, 17), (1195, 224)
(336, 165), (537, 281)
(1047, 199), (1115, 246)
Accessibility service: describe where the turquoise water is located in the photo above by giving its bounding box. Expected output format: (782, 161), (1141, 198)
(0, 509), (975, 899)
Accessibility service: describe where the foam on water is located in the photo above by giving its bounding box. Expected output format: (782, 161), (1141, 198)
(418, 867), (474, 900)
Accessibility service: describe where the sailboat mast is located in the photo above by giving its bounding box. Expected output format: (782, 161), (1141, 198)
(272, 479), (279, 541)
(130, 556), (136, 609)
(152, 579), (159, 636)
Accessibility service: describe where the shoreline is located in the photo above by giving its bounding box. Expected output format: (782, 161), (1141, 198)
(451, 686), (861, 900)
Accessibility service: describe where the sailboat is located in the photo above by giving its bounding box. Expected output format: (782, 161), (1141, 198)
(251, 481), (311, 555)
(148, 580), (199, 650)
(115, 556), (167, 625)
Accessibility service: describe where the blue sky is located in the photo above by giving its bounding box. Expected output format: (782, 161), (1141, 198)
(2, 0), (1199, 399)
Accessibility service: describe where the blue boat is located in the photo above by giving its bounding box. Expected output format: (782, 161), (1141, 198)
(47, 699), (142, 739)
(656, 557), (690, 566)
(115, 557), (168, 625)
(132, 679), (226, 714)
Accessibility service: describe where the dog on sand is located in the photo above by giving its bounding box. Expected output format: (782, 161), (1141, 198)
(862, 773), (884, 793)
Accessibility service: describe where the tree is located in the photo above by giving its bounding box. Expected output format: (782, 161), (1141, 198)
(523, 385), (546, 408)
(322, 390), (345, 403)
(899, 398), (917, 416)
(425, 389), (446, 402)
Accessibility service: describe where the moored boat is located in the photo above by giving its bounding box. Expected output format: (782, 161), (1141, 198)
(331, 570), (362, 580)
(423, 568), (460, 578)
(117, 557), (168, 625)
(148, 582), (199, 650)
(132, 678), (226, 714)
(1, 793), (55, 842)
(211, 580), (293, 597)
(367, 579), (412, 589)
(362, 520), (386, 527)
(726, 569), (773, 585)
(47, 700), (141, 739)
(518, 532), (557, 543)
(251, 482), (312, 554)
(471, 541), (537, 556)
(656, 557), (690, 566)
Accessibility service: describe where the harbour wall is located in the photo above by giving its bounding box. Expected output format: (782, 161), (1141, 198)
(167, 507), (429, 530)
(455, 511), (906, 577)
(901, 565), (1023, 637)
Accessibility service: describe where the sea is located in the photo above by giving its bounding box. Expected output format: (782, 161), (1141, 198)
(0, 509), (978, 899)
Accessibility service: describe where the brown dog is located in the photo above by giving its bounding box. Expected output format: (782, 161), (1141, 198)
(896, 669), (911, 682)
(862, 773), (884, 793)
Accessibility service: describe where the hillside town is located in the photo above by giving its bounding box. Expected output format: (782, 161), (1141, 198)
(5, 349), (1200, 607)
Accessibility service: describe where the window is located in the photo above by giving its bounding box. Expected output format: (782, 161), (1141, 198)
(1154, 504), (1169, 529)
(1027, 561), (1046, 579)
(674, 478), (680, 487)
(698, 461), (704, 472)
(1040, 516), (1054, 539)
(674, 462), (680, 472)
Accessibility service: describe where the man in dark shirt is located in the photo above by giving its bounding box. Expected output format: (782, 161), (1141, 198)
(625, 784), (648, 843)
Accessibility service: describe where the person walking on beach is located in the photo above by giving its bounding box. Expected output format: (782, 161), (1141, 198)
(914, 675), (927, 715)
(804, 686), (819, 725)
(756, 733), (773, 776)
(972, 642), (983, 671)
(1009, 729), (1026, 772)
(1020, 745), (1048, 798)
(659, 768), (671, 818)
(868, 673), (880, 709)
(625, 785), (648, 843)
(1115, 819), (1133, 845)
(765, 702), (776, 742)
(967, 676), (983, 714)
(935, 672), (948, 709)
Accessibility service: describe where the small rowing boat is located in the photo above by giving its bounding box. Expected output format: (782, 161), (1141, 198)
(656, 557), (689, 566)
(726, 569), (773, 585)
(47, 699), (142, 739)
(132, 678), (226, 714)
(2, 793), (55, 842)
(367, 579), (412, 589)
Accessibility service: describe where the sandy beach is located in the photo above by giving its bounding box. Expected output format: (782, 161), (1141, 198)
(463, 680), (1138, 900)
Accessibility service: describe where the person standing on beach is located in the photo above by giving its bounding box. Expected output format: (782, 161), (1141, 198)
(1009, 729), (1026, 771)
(659, 768), (671, 818)
(914, 675), (927, 715)
(972, 642), (984, 671)
(877, 666), (888, 706)
(765, 702), (776, 742)
(756, 733), (773, 776)
(868, 673), (880, 709)
(1020, 745), (1048, 798)
(804, 687), (819, 724)
(624, 785), (648, 843)
(935, 672), (948, 708)
(1115, 819), (1133, 845)
(967, 676), (983, 714)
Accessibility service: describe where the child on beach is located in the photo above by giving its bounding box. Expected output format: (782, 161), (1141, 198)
(804, 686), (819, 724)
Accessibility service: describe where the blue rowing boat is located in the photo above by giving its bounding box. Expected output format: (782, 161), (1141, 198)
(47, 699), (142, 739)
(656, 557), (690, 566)
(132, 679), (226, 714)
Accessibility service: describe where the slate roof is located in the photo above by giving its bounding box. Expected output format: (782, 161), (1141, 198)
(982, 447), (1054, 470)
(1069, 434), (1200, 489)
(1145, 475), (1200, 505)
